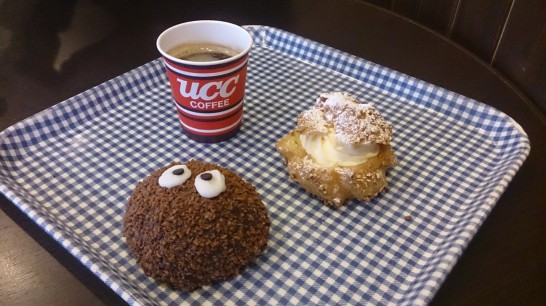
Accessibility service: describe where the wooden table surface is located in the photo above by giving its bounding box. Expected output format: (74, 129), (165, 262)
(1, 1), (545, 305)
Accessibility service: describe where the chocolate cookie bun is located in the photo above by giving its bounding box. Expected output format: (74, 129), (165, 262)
(123, 160), (270, 291)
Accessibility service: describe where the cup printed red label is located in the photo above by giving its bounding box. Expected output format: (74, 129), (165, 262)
(178, 75), (239, 104)
(162, 54), (248, 140)
(172, 70), (246, 114)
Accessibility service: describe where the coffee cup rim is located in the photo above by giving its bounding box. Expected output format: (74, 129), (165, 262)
(156, 20), (253, 66)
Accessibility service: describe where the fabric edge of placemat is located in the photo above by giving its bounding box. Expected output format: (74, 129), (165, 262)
(420, 137), (530, 305)
(245, 26), (529, 144)
(0, 182), (141, 306)
(245, 25), (531, 305)
(0, 59), (165, 150)
(0, 61), (167, 306)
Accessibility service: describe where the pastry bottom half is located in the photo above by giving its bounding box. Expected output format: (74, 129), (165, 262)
(276, 130), (396, 208)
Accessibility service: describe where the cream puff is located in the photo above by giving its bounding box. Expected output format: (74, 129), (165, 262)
(275, 92), (396, 207)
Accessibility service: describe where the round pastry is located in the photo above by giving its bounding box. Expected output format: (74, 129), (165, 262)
(275, 92), (396, 208)
(123, 160), (270, 291)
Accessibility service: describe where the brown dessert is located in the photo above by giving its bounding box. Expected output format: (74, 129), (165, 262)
(123, 160), (270, 291)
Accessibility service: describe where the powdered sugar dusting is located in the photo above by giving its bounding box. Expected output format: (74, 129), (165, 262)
(297, 108), (329, 134)
(296, 92), (393, 144)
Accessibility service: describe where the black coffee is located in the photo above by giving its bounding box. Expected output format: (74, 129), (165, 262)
(167, 43), (239, 62)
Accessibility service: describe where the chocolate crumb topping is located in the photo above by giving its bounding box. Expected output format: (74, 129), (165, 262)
(123, 160), (270, 291)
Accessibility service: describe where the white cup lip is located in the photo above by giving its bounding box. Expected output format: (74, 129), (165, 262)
(156, 20), (252, 66)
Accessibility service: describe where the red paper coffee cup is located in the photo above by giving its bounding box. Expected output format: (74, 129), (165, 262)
(156, 20), (252, 143)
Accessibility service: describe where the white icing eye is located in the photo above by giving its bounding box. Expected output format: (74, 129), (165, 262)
(158, 165), (192, 188)
(194, 170), (226, 198)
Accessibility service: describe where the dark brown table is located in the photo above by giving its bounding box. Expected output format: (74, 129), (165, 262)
(1, 1), (545, 305)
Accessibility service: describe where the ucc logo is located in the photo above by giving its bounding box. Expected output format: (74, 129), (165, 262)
(177, 75), (240, 101)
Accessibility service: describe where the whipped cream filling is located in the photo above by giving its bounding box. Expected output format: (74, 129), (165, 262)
(300, 130), (379, 167)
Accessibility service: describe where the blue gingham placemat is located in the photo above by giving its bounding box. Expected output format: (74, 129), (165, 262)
(0, 26), (529, 305)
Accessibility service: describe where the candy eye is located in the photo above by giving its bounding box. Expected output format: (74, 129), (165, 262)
(158, 164), (192, 188)
(194, 170), (226, 198)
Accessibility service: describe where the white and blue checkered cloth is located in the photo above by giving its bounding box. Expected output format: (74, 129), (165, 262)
(0, 26), (530, 305)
